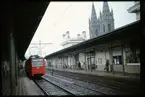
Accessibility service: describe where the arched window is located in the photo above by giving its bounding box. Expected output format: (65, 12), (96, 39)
(103, 24), (105, 32)
(108, 24), (111, 32)
(96, 29), (98, 36)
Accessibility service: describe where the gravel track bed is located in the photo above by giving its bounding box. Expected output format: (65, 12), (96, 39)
(45, 72), (130, 95)
(46, 70), (140, 94)
(35, 79), (72, 95)
(43, 74), (103, 95)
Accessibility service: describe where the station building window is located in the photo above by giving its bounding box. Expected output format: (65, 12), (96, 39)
(55, 60), (58, 68)
(98, 58), (102, 64)
(103, 24), (105, 32)
(91, 57), (95, 65)
(108, 24), (111, 32)
(96, 29), (98, 36)
(113, 55), (122, 65)
(98, 25), (100, 33)
(125, 41), (140, 63)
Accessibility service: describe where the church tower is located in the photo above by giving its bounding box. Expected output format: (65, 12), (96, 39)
(89, 2), (99, 38)
(100, 1), (114, 34)
(89, 1), (114, 39)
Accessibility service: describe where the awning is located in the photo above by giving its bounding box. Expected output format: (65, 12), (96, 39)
(2, 2), (50, 60)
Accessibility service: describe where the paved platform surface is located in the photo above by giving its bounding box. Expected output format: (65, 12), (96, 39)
(52, 68), (140, 80)
(2, 76), (10, 95)
(14, 69), (44, 95)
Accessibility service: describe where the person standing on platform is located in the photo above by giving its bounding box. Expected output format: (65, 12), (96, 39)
(51, 65), (54, 76)
(104, 59), (109, 72)
(78, 62), (81, 69)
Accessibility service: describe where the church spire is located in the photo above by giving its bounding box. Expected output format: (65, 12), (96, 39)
(103, 1), (110, 13)
(91, 2), (97, 20)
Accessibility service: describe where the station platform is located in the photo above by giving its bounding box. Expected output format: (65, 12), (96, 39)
(52, 68), (140, 80)
(14, 69), (44, 95)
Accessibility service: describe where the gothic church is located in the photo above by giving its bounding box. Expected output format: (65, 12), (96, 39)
(89, 1), (114, 38)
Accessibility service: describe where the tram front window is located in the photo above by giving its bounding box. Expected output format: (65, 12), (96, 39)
(32, 59), (43, 67)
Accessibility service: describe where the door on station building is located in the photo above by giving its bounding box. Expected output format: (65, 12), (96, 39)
(87, 58), (91, 70)
(65, 56), (68, 68)
(91, 57), (95, 69)
(55, 60), (58, 69)
(87, 51), (95, 71)
(74, 53), (79, 69)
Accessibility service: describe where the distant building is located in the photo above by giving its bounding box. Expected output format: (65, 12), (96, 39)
(61, 31), (86, 48)
(127, 1), (140, 20)
(89, 1), (115, 39)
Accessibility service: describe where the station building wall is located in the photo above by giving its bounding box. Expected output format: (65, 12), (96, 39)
(46, 46), (140, 74)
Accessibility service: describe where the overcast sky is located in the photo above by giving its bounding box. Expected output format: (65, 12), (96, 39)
(25, 1), (136, 59)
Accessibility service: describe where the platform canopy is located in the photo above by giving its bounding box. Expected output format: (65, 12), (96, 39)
(2, 2), (50, 60)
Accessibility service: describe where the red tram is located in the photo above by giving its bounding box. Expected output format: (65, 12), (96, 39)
(25, 56), (46, 77)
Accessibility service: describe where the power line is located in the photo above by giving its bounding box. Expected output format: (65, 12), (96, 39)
(53, 4), (72, 27)
(29, 41), (53, 57)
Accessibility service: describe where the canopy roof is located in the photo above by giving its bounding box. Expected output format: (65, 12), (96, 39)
(2, 2), (50, 60)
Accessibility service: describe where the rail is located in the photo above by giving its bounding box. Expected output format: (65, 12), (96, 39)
(41, 76), (76, 96)
(33, 80), (50, 96)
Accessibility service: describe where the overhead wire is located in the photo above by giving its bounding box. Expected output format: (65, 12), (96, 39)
(53, 4), (72, 27)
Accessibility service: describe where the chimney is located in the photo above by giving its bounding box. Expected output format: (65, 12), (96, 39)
(77, 34), (80, 38)
(63, 34), (66, 40)
(82, 31), (86, 38)
(66, 31), (70, 39)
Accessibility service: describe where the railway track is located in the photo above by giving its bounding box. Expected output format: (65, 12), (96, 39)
(33, 79), (50, 96)
(71, 76), (138, 93)
(71, 82), (106, 95)
(33, 77), (75, 96)
(46, 72), (136, 94)
(47, 70), (139, 91)
(46, 71), (121, 90)
(43, 74), (106, 95)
